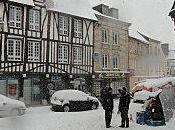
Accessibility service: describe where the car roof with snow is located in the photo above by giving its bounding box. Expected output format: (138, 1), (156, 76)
(52, 90), (91, 101)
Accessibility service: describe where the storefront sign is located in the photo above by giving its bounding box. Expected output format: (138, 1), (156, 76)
(99, 73), (125, 78)
(8, 84), (17, 96)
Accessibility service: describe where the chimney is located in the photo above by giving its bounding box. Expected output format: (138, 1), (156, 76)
(93, 4), (109, 16)
(109, 8), (119, 19)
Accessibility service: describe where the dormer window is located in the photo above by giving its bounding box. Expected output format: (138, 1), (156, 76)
(9, 5), (22, 28)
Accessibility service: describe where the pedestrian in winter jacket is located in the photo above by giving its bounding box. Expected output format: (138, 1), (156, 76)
(118, 87), (130, 128)
(100, 86), (114, 128)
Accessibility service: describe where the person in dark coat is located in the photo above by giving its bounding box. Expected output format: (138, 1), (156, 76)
(118, 87), (131, 128)
(101, 86), (114, 128)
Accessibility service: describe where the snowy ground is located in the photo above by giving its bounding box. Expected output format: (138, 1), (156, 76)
(0, 99), (174, 130)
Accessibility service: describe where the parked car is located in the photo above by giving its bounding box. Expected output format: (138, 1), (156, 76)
(50, 90), (99, 112)
(0, 94), (26, 117)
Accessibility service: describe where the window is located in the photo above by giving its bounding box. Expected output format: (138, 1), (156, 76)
(73, 47), (82, 64)
(101, 29), (108, 43)
(113, 32), (119, 44)
(29, 9), (40, 31)
(59, 15), (68, 35)
(28, 41), (40, 62)
(74, 19), (82, 37)
(102, 54), (108, 69)
(9, 5), (22, 28)
(7, 39), (22, 61)
(58, 45), (68, 63)
(113, 56), (118, 69)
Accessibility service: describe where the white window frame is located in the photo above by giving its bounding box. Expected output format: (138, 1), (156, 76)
(28, 41), (40, 62)
(113, 55), (118, 69)
(74, 19), (82, 38)
(59, 15), (68, 35)
(29, 9), (40, 31)
(113, 32), (119, 44)
(9, 5), (22, 28)
(102, 54), (108, 69)
(101, 29), (108, 44)
(58, 45), (68, 63)
(73, 47), (82, 64)
(7, 39), (22, 61)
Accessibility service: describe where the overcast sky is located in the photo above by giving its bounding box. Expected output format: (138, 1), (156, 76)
(89, 0), (175, 49)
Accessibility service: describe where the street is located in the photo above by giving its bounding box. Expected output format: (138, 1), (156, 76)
(0, 100), (174, 130)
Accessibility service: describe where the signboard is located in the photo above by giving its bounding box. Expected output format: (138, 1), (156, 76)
(8, 84), (17, 96)
(99, 72), (125, 78)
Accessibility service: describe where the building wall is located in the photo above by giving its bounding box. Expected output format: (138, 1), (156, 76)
(129, 36), (167, 90)
(94, 15), (130, 71)
(93, 10), (131, 96)
(0, 0), (95, 104)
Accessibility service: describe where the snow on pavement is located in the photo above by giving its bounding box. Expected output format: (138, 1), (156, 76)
(0, 99), (174, 130)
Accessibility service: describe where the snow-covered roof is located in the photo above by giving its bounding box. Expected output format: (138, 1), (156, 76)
(93, 10), (130, 26)
(46, 0), (97, 21)
(129, 29), (148, 43)
(133, 89), (162, 101)
(136, 77), (175, 88)
(8, 0), (34, 6)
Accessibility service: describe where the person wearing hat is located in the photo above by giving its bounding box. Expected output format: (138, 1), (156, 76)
(100, 85), (114, 128)
(118, 87), (131, 128)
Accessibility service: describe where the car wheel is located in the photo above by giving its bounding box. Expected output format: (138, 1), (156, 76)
(91, 103), (97, 110)
(63, 105), (70, 112)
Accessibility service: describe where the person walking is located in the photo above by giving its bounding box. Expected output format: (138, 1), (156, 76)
(118, 87), (131, 128)
(101, 85), (114, 128)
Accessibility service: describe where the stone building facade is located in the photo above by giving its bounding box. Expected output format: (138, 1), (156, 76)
(92, 4), (131, 97)
(129, 32), (167, 89)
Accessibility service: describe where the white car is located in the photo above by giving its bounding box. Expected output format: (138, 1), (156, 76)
(0, 94), (26, 117)
(50, 90), (100, 112)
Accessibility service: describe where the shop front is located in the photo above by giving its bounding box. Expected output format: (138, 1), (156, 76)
(92, 71), (130, 97)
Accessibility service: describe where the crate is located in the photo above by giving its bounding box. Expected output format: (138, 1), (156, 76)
(145, 120), (165, 126)
(136, 111), (145, 125)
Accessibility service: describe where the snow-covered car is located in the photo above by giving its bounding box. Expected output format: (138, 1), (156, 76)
(0, 94), (26, 117)
(50, 90), (99, 112)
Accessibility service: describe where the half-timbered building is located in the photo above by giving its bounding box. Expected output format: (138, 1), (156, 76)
(0, 0), (96, 105)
